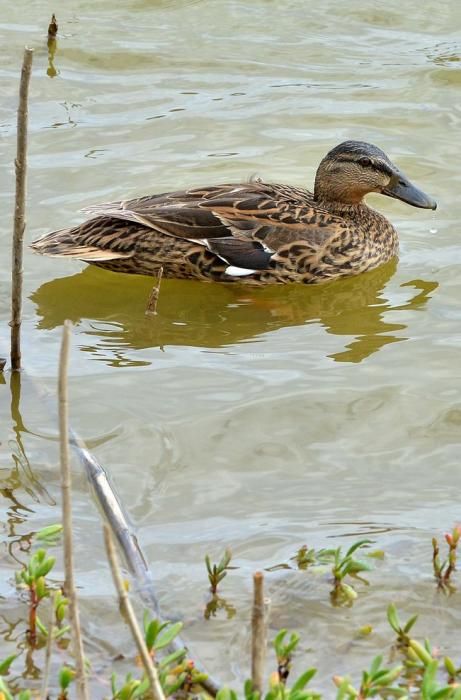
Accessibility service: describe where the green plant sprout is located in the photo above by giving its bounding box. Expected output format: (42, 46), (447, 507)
(110, 672), (150, 700)
(274, 630), (300, 684)
(205, 548), (233, 594)
(15, 548), (56, 646)
(143, 614), (183, 659)
(387, 604), (418, 648)
(432, 526), (461, 591)
(328, 540), (373, 606)
(216, 668), (319, 700)
(333, 655), (404, 698)
(57, 665), (75, 699)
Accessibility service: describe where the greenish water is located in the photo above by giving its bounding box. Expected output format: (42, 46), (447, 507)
(1, 0), (461, 695)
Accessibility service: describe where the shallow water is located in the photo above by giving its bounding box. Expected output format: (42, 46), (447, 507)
(1, 0), (461, 694)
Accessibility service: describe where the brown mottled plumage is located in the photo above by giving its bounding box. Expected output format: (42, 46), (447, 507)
(31, 141), (436, 285)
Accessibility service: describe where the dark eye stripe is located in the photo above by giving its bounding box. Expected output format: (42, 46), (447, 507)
(332, 155), (393, 177)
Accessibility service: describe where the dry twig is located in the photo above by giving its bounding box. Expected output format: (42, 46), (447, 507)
(145, 266), (164, 316)
(251, 571), (266, 694)
(11, 47), (33, 371)
(59, 321), (89, 700)
(40, 620), (54, 699)
(103, 525), (166, 700)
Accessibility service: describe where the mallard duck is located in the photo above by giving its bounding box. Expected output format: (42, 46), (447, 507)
(31, 141), (436, 285)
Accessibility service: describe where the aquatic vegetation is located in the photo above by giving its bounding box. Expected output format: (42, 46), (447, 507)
(205, 548), (234, 595)
(273, 630), (301, 685)
(432, 525), (461, 591)
(14, 526), (62, 647)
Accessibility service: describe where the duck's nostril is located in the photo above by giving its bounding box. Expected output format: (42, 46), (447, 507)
(398, 179), (408, 187)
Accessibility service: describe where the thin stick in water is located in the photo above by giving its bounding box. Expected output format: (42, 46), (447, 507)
(11, 47), (33, 371)
(145, 266), (164, 316)
(103, 524), (166, 700)
(59, 320), (89, 700)
(251, 571), (266, 694)
(40, 621), (54, 699)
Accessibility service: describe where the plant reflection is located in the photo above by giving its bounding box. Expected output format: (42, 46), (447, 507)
(0, 373), (56, 564)
(31, 261), (438, 367)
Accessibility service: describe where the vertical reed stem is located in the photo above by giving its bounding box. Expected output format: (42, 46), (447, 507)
(146, 266), (164, 316)
(59, 321), (89, 700)
(11, 47), (33, 371)
(251, 571), (266, 695)
(103, 525), (166, 700)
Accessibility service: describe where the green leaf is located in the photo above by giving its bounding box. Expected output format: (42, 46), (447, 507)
(38, 556), (56, 579)
(343, 560), (373, 575)
(290, 668), (317, 693)
(345, 540), (373, 558)
(145, 619), (161, 651)
(36, 524), (63, 543)
(410, 640), (433, 666)
(403, 614), (418, 634)
(59, 665), (75, 690)
(0, 654), (17, 675)
(158, 648), (187, 669)
(218, 548), (232, 570)
(132, 677), (150, 698)
(387, 604), (401, 634)
(444, 656), (457, 676)
(285, 632), (300, 655)
(274, 629), (288, 654)
(36, 616), (49, 637)
(36, 576), (48, 600)
(154, 622), (183, 651)
(369, 655), (383, 676)
(372, 666), (403, 687)
(163, 671), (186, 696)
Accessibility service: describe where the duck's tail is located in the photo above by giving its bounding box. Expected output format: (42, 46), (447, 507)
(30, 225), (132, 262)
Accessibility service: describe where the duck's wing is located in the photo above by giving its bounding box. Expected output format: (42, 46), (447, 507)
(82, 182), (345, 273)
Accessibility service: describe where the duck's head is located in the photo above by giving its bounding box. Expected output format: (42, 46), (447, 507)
(314, 140), (437, 210)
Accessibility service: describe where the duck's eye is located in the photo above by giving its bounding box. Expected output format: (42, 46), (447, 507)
(359, 157), (372, 167)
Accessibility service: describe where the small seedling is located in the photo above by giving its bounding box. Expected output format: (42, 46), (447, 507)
(432, 526), (461, 591)
(333, 655), (404, 699)
(57, 665), (75, 699)
(110, 672), (150, 700)
(387, 603), (418, 649)
(420, 659), (461, 700)
(205, 548), (233, 594)
(444, 655), (461, 684)
(15, 548), (56, 646)
(143, 614), (183, 659)
(327, 540), (373, 606)
(216, 667), (319, 700)
(291, 545), (317, 570)
(274, 630), (300, 684)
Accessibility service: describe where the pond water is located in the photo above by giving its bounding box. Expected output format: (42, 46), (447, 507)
(1, 0), (461, 695)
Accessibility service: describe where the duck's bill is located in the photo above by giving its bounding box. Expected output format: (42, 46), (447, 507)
(383, 173), (437, 210)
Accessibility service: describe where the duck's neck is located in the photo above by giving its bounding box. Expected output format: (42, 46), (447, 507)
(315, 196), (370, 218)
(315, 196), (398, 246)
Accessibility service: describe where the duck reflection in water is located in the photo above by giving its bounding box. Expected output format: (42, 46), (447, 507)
(30, 260), (437, 366)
